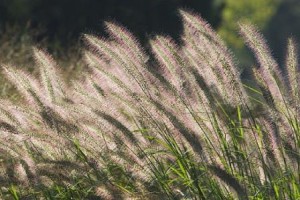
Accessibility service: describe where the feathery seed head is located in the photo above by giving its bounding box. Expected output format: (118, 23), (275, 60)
(2, 9), (300, 199)
(33, 48), (65, 103)
(286, 38), (299, 104)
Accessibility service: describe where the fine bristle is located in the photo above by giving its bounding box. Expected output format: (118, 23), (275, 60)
(0, 9), (299, 199)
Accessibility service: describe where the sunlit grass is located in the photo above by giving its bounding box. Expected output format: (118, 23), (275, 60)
(0, 9), (300, 200)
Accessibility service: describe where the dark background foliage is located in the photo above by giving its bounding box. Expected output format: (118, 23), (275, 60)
(0, 0), (222, 45)
(265, 0), (300, 63)
(0, 0), (299, 65)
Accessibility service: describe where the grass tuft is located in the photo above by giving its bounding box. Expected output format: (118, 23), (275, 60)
(0, 9), (300, 199)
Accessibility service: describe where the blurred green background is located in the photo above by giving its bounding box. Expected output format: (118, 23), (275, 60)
(0, 0), (299, 69)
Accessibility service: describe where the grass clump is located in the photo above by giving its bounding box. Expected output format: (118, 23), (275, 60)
(0, 9), (300, 199)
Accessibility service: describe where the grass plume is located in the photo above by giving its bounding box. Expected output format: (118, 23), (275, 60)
(0, 9), (299, 199)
